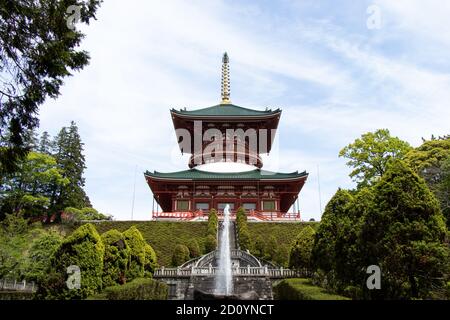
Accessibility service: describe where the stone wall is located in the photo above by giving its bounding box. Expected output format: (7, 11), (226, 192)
(157, 275), (273, 300)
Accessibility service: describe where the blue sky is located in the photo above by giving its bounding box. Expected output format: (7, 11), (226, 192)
(38, 0), (450, 221)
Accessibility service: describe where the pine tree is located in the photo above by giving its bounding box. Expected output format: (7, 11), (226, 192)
(38, 131), (52, 155)
(50, 122), (90, 211)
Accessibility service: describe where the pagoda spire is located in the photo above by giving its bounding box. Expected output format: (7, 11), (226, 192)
(221, 52), (231, 104)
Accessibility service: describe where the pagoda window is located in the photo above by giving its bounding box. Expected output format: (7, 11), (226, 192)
(262, 200), (276, 211)
(176, 200), (190, 211)
(243, 203), (256, 211)
(195, 202), (209, 211)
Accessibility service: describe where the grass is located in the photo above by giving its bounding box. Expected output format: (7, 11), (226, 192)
(247, 221), (319, 248)
(273, 278), (350, 300)
(92, 221), (209, 267)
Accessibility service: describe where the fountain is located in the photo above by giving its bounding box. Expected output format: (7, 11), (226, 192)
(215, 204), (233, 295)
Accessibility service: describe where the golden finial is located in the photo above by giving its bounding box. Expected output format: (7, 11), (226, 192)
(221, 52), (231, 104)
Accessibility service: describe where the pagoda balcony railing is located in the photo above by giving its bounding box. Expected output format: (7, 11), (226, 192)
(152, 210), (301, 220)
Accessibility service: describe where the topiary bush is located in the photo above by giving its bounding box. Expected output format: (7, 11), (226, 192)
(123, 226), (146, 281)
(238, 224), (252, 251)
(187, 239), (201, 258)
(207, 209), (218, 237)
(144, 243), (158, 277)
(39, 223), (104, 299)
(171, 244), (190, 266)
(103, 278), (168, 300)
(101, 229), (131, 287)
(204, 234), (217, 253)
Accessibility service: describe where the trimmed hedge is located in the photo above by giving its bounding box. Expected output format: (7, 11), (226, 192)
(273, 279), (349, 300)
(104, 278), (168, 300)
(92, 221), (209, 266)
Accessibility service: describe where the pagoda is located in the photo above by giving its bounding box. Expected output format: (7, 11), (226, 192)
(145, 53), (308, 221)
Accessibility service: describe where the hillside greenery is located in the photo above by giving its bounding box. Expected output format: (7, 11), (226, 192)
(93, 221), (209, 267)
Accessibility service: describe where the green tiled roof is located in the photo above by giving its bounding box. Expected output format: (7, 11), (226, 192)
(144, 168), (307, 180)
(171, 104), (281, 117)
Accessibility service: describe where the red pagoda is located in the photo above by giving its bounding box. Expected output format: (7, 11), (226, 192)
(145, 53), (308, 221)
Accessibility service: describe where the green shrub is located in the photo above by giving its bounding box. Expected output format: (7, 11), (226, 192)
(187, 239), (201, 258)
(273, 278), (349, 300)
(238, 224), (252, 251)
(144, 244), (158, 277)
(266, 235), (278, 261)
(123, 226), (146, 280)
(25, 230), (63, 283)
(289, 226), (316, 270)
(207, 209), (218, 237)
(93, 221), (209, 267)
(252, 235), (266, 257)
(104, 278), (168, 300)
(40, 223), (104, 299)
(101, 229), (130, 287)
(171, 244), (190, 266)
(274, 244), (289, 267)
(204, 234), (217, 253)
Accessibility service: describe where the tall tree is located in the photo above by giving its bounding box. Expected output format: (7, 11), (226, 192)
(0, 151), (68, 219)
(51, 121), (90, 211)
(0, 0), (102, 174)
(339, 129), (412, 187)
(360, 159), (448, 299)
(38, 131), (53, 154)
(405, 136), (450, 227)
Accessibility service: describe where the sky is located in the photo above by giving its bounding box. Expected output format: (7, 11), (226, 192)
(38, 0), (450, 221)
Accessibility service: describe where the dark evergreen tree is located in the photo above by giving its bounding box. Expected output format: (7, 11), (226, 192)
(51, 121), (90, 211)
(38, 131), (53, 155)
(0, 0), (102, 174)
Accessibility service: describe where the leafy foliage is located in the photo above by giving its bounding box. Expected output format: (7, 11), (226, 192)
(39, 223), (104, 299)
(101, 229), (130, 287)
(207, 208), (218, 237)
(360, 160), (448, 299)
(313, 159), (450, 299)
(51, 122), (91, 211)
(187, 239), (201, 258)
(144, 243), (157, 277)
(24, 229), (62, 282)
(405, 136), (450, 227)
(0, 151), (68, 218)
(93, 221), (209, 266)
(0, 0), (102, 173)
(289, 226), (316, 271)
(339, 129), (412, 187)
(273, 278), (349, 300)
(123, 226), (146, 280)
(103, 278), (168, 300)
(204, 234), (217, 253)
(63, 206), (110, 221)
(171, 244), (190, 267)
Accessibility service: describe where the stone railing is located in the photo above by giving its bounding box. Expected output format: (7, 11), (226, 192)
(0, 279), (36, 292)
(154, 266), (301, 279)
